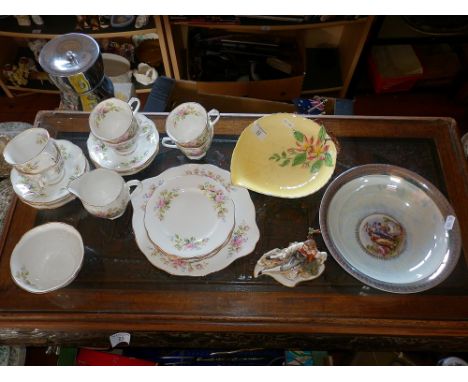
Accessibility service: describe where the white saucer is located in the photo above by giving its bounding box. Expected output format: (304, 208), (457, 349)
(145, 175), (235, 259)
(18, 161), (89, 210)
(131, 164), (260, 277)
(87, 113), (159, 176)
(11, 140), (88, 207)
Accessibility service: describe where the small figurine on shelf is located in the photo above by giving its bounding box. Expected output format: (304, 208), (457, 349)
(3, 64), (27, 87)
(118, 43), (135, 64)
(133, 63), (157, 85)
(99, 16), (110, 29)
(31, 16), (44, 26)
(14, 16), (31, 27)
(2, 57), (45, 88)
(135, 15), (149, 29)
(76, 16), (90, 31)
(89, 16), (100, 31)
(254, 228), (328, 287)
(28, 39), (48, 62)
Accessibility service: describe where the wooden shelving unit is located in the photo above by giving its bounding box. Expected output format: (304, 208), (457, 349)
(0, 15), (157, 40)
(162, 16), (375, 99)
(0, 16), (375, 100)
(0, 16), (172, 98)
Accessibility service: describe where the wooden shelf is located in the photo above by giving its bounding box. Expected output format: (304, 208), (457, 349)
(301, 86), (343, 95)
(6, 85), (59, 94)
(0, 16), (158, 40)
(170, 17), (368, 32)
(6, 82), (153, 95)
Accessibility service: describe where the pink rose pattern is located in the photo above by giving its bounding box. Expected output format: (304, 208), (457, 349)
(171, 234), (210, 251)
(154, 188), (179, 220)
(95, 102), (121, 125)
(227, 224), (250, 256)
(198, 182), (228, 219)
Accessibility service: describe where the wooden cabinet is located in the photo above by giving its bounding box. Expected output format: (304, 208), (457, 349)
(0, 16), (375, 100)
(160, 16), (374, 98)
(0, 16), (172, 98)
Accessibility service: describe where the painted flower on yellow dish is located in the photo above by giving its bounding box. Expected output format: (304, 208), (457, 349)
(269, 125), (334, 173)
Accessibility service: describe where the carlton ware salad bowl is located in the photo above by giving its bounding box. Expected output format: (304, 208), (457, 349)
(319, 164), (462, 293)
(230, 113), (337, 198)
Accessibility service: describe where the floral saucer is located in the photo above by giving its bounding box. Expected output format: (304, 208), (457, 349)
(131, 164), (260, 276)
(87, 113), (159, 176)
(145, 175), (235, 259)
(10, 140), (88, 208)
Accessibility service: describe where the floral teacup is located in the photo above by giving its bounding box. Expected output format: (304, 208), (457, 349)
(89, 97), (141, 155)
(162, 102), (220, 160)
(67, 168), (141, 220)
(3, 127), (64, 187)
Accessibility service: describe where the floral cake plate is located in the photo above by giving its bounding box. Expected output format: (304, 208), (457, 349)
(131, 164), (260, 277)
(230, 113), (337, 198)
(87, 113), (159, 176)
(10, 140), (88, 208)
(144, 174), (235, 259)
(319, 164), (462, 293)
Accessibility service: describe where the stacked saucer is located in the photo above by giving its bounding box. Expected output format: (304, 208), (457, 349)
(87, 113), (159, 176)
(131, 164), (260, 276)
(9, 139), (89, 209)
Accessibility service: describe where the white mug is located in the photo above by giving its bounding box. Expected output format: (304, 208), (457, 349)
(162, 102), (220, 160)
(67, 168), (141, 220)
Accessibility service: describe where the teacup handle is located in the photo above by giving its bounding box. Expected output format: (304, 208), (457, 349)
(208, 109), (220, 126)
(126, 179), (142, 199)
(128, 97), (141, 115)
(161, 137), (178, 149)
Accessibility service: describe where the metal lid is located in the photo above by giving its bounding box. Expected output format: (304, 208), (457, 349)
(39, 33), (101, 76)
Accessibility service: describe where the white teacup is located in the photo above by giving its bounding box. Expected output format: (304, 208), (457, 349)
(67, 168), (141, 220)
(89, 97), (141, 154)
(162, 102), (220, 160)
(3, 127), (64, 187)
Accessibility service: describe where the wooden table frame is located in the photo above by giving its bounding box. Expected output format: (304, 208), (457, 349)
(0, 112), (467, 350)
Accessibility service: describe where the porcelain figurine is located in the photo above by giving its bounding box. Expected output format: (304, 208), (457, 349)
(14, 16), (31, 27)
(254, 228), (327, 287)
(135, 15), (149, 29)
(31, 16), (44, 26)
(75, 16), (90, 30)
(89, 16), (100, 31)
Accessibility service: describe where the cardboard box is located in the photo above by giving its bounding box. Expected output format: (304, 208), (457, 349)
(187, 31), (305, 101)
(167, 79), (297, 113)
(193, 75), (304, 102)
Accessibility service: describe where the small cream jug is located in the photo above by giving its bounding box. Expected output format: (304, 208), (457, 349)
(67, 168), (141, 220)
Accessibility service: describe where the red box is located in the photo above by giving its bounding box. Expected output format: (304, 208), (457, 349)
(368, 46), (423, 94)
(76, 349), (156, 366)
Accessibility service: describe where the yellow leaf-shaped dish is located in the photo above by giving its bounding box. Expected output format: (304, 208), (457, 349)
(231, 113), (337, 198)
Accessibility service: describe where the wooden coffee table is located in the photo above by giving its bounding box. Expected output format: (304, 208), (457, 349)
(0, 111), (467, 350)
